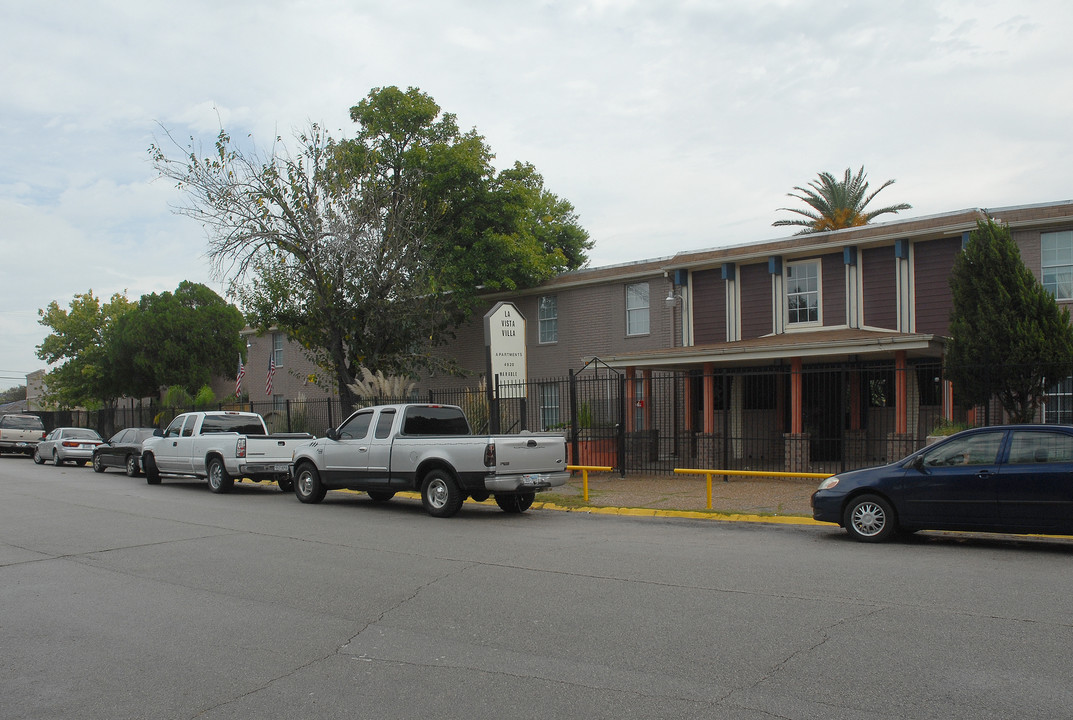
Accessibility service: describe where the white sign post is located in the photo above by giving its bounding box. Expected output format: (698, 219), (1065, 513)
(484, 301), (527, 399)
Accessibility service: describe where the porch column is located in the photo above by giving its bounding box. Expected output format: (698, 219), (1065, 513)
(887, 350), (914, 460)
(790, 357), (803, 434)
(625, 367), (636, 432)
(643, 369), (653, 430)
(785, 357), (809, 472)
(703, 362), (715, 435)
(895, 351), (907, 434)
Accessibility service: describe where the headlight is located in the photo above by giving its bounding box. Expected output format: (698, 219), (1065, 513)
(817, 476), (840, 490)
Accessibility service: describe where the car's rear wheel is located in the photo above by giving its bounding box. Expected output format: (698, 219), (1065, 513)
(207, 458), (234, 494)
(53, 450), (64, 466)
(143, 454), (161, 485)
(420, 469), (464, 518)
(92, 454), (105, 473)
(495, 492), (536, 513)
(294, 463), (326, 503)
(32, 448), (45, 465)
(278, 478), (293, 492)
(844, 494), (897, 542)
(125, 454), (139, 477)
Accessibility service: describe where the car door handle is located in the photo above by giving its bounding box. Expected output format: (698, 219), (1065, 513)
(358, 446), (368, 453)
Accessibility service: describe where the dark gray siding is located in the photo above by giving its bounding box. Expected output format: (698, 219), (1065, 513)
(692, 269), (726, 344)
(862, 245), (896, 330)
(740, 262), (772, 339)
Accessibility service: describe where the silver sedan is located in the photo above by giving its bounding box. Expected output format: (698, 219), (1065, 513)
(34, 427), (104, 466)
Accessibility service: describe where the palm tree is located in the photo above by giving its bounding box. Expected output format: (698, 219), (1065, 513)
(773, 166), (912, 234)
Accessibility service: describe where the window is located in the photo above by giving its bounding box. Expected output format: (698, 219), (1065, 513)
(374, 410), (396, 439)
(921, 431), (1004, 467)
(626, 282), (650, 336)
(338, 411), (373, 440)
(1008, 431), (1073, 464)
(786, 260), (820, 325)
(272, 332), (284, 368)
(539, 384), (560, 430)
(538, 296), (558, 344)
(1044, 376), (1073, 424)
(1042, 230), (1073, 300)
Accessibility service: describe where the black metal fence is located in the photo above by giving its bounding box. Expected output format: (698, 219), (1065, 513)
(23, 358), (1073, 476)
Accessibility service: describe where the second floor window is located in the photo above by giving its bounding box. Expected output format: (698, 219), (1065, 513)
(786, 260), (820, 325)
(1042, 230), (1073, 300)
(539, 296), (558, 343)
(272, 332), (284, 368)
(626, 282), (650, 336)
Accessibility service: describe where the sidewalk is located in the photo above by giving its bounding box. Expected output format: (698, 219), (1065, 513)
(540, 471), (822, 521)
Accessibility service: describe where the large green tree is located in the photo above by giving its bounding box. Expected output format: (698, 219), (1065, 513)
(151, 86), (590, 412)
(107, 281), (245, 398)
(946, 218), (1073, 422)
(36, 290), (135, 409)
(773, 166), (911, 233)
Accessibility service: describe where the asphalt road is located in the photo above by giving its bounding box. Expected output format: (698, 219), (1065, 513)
(2, 455), (1072, 720)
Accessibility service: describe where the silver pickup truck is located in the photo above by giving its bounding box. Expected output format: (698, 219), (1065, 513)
(289, 403), (569, 517)
(140, 411), (314, 493)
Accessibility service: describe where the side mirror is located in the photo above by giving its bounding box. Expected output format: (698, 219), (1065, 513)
(153, 428), (164, 437)
(325, 428), (340, 441)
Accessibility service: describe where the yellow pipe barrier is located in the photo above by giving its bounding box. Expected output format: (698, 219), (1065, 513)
(567, 465), (614, 503)
(675, 467), (833, 510)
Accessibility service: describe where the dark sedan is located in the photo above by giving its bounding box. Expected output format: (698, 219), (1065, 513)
(92, 428), (158, 477)
(812, 424), (1073, 542)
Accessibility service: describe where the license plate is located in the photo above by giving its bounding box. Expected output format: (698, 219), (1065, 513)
(521, 474), (544, 485)
(273, 464), (289, 472)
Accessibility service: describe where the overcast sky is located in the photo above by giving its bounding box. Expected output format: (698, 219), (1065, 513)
(2, 0), (1071, 387)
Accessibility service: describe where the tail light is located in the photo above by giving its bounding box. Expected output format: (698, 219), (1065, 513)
(236, 437), (247, 459)
(483, 442), (496, 468)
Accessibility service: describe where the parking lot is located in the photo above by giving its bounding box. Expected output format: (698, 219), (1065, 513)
(3, 455), (1073, 719)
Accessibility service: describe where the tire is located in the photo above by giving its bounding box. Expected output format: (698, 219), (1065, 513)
(367, 490), (396, 503)
(33, 448), (45, 465)
(206, 457), (234, 494)
(495, 492), (536, 514)
(843, 494), (897, 542)
(294, 463), (326, 503)
(92, 454), (106, 473)
(143, 454), (161, 485)
(53, 450), (64, 466)
(420, 469), (464, 518)
(278, 478), (293, 493)
(125, 454), (140, 477)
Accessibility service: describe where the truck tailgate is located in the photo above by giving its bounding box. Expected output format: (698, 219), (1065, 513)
(495, 435), (565, 472)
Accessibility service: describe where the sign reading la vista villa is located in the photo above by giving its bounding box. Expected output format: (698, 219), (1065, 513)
(483, 301), (527, 398)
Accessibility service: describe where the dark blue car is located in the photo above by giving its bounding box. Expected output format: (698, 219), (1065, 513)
(811, 425), (1073, 542)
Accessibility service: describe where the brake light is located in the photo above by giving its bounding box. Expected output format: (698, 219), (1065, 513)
(484, 442), (496, 468)
(236, 437), (246, 458)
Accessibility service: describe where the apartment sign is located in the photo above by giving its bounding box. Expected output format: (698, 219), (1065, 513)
(484, 301), (527, 398)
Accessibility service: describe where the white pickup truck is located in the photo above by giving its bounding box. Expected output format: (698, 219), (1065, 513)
(289, 403), (569, 517)
(140, 411), (313, 493)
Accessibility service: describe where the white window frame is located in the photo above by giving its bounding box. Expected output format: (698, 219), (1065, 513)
(272, 332), (284, 368)
(538, 296), (558, 344)
(539, 383), (560, 431)
(785, 259), (821, 327)
(1042, 230), (1073, 300)
(626, 282), (650, 336)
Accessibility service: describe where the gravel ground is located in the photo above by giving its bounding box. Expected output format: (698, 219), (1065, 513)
(547, 471), (820, 517)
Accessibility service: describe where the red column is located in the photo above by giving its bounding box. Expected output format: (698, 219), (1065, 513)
(895, 351), (908, 434)
(703, 362), (715, 434)
(790, 357), (803, 434)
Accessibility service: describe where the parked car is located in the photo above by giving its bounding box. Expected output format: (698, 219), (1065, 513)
(34, 427), (105, 466)
(0, 413), (46, 456)
(92, 427), (157, 476)
(812, 424), (1073, 542)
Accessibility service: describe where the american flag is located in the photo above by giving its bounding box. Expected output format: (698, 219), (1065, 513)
(265, 354), (277, 395)
(235, 355), (245, 396)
